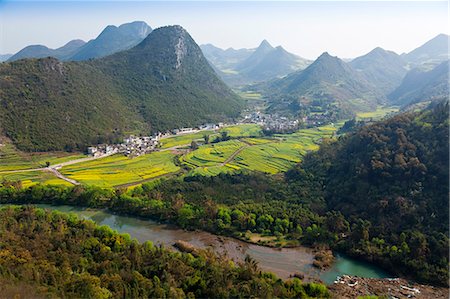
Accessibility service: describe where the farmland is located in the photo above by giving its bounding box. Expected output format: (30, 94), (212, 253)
(1, 124), (339, 186)
(182, 124), (337, 176)
(159, 130), (216, 149)
(219, 124), (262, 138)
(0, 170), (72, 187)
(356, 106), (399, 120)
(0, 142), (85, 172)
(60, 151), (180, 188)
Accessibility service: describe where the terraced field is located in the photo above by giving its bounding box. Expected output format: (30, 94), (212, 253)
(219, 124), (262, 138)
(356, 106), (399, 120)
(60, 151), (180, 188)
(159, 130), (217, 149)
(0, 170), (72, 187)
(181, 140), (245, 168)
(182, 124), (338, 176)
(1, 124), (339, 185)
(0, 143), (85, 172)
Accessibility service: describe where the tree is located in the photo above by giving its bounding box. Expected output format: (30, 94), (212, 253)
(45, 161), (51, 167)
(191, 141), (199, 150)
(203, 134), (210, 144)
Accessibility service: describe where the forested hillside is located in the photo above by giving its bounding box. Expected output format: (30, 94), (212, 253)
(0, 205), (329, 298)
(291, 102), (449, 284)
(0, 26), (242, 152)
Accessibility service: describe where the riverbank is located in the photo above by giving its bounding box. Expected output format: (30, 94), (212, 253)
(329, 275), (449, 298)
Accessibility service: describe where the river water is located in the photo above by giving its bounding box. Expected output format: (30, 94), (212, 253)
(5, 204), (391, 284)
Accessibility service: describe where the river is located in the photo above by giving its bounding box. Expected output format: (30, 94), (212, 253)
(5, 204), (391, 284)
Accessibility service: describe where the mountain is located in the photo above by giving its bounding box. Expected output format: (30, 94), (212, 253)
(350, 47), (407, 94)
(0, 54), (13, 62)
(403, 34), (449, 66)
(264, 52), (383, 117)
(0, 25), (242, 152)
(200, 44), (253, 70)
(70, 21), (152, 61)
(201, 40), (311, 86)
(388, 60), (449, 107)
(7, 40), (86, 62)
(235, 40), (310, 83)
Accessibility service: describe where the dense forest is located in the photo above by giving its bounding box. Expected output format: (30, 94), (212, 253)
(0, 103), (448, 287)
(291, 101), (449, 285)
(0, 205), (329, 298)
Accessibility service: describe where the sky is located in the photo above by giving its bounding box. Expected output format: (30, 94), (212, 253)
(0, 1), (448, 59)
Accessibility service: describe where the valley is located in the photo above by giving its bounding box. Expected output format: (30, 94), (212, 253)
(0, 4), (448, 297)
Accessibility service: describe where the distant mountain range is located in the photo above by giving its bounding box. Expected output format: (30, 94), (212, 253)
(7, 21), (152, 62)
(8, 39), (86, 62)
(0, 54), (13, 62)
(350, 47), (408, 94)
(260, 52), (383, 118)
(0, 25), (242, 152)
(402, 33), (449, 66)
(201, 40), (311, 86)
(388, 60), (449, 107)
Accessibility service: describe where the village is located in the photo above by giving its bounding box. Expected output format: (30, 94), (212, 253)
(86, 107), (336, 158)
(86, 123), (226, 157)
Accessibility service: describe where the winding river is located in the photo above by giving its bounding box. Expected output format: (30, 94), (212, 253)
(5, 204), (391, 284)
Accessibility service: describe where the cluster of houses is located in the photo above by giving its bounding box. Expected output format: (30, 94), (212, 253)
(87, 134), (160, 157)
(243, 112), (299, 132)
(87, 123), (227, 157)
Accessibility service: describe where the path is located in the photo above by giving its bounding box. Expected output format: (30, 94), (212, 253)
(45, 167), (80, 185)
(220, 144), (249, 166)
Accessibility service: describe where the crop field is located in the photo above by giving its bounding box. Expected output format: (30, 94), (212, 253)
(356, 106), (399, 120)
(159, 130), (217, 149)
(0, 170), (72, 187)
(183, 124), (338, 176)
(0, 143), (85, 172)
(60, 151), (180, 188)
(181, 140), (245, 168)
(220, 124), (262, 138)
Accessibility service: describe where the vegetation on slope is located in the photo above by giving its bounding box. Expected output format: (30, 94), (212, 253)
(0, 205), (329, 298)
(290, 102), (449, 285)
(0, 26), (243, 152)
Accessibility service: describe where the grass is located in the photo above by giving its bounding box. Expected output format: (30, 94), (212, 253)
(356, 106), (400, 120)
(60, 151), (180, 188)
(0, 143), (85, 172)
(0, 170), (72, 187)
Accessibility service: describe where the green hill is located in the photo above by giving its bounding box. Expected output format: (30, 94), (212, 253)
(0, 25), (242, 152)
(289, 102), (449, 284)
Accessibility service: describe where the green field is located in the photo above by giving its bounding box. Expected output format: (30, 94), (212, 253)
(220, 124), (263, 138)
(60, 151), (180, 188)
(2, 124), (339, 185)
(356, 106), (399, 120)
(181, 140), (245, 168)
(0, 143), (86, 172)
(182, 124), (337, 176)
(0, 170), (72, 187)
(159, 130), (217, 149)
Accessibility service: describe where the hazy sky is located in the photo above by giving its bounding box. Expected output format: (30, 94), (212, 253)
(0, 1), (448, 59)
